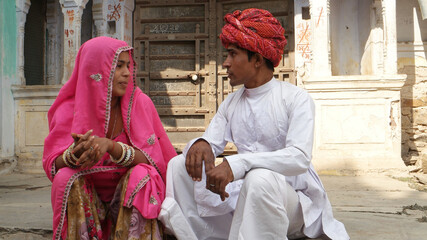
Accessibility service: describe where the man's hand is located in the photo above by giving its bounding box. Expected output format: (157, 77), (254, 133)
(185, 139), (215, 181)
(206, 159), (234, 201)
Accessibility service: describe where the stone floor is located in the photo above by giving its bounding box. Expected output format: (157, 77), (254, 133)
(0, 168), (426, 240)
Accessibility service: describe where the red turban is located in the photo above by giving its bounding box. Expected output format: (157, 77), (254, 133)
(220, 8), (287, 67)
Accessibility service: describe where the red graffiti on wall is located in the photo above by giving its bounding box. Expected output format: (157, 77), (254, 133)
(108, 3), (121, 21)
(297, 22), (311, 43)
(317, 7), (323, 27)
(296, 22), (312, 61)
(64, 29), (74, 38)
(66, 10), (75, 26)
(297, 44), (311, 61)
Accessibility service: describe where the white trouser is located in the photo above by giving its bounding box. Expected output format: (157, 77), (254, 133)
(159, 154), (305, 240)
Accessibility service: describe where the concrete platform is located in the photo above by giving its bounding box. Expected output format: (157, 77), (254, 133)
(0, 169), (426, 239)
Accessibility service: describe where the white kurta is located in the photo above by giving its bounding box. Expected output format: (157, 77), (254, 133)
(159, 78), (349, 240)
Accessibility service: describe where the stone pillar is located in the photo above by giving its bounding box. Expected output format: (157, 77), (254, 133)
(119, 0), (134, 45)
(294, 0), (312, 85)
(15, 0), (31, 85)
(59, 0), (89, 84)
(92, 0), (134, 45)
(92, 0), (108, 37)
(46, 0), (63, 85)
(362, 0), (384, 75)
(309, 0), (331, 76)
(382, 0), (398, 75)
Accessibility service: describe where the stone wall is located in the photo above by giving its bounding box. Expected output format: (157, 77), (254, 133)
(396, 0), (427, 166)
(399, 58), (427, 165)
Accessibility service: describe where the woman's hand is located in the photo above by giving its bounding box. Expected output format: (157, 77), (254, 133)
(70, 129), (93, 157)
(71, 130), (112, 169)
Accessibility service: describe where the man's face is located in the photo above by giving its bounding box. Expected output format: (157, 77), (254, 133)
(222, 45), (256, 87)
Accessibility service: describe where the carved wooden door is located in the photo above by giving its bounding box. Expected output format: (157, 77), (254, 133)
(134, 0), (293, 153)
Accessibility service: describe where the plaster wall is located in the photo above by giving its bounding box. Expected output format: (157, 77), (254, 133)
(306, 75), (405, 170)
(11, 87), (59, 173)
(330, 0), (359, 75)
(0, 0), (18, 159)
(330, 0), (372, 76)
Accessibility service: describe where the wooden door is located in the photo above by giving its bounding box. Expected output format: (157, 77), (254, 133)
(134, 0), (294, 153)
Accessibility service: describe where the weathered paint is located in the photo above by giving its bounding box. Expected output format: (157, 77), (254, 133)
(1, 0), (18, 77)
(0, 0), (18, 157)
(107, 1), (121, 21)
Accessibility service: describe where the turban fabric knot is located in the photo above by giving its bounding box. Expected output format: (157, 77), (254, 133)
(220, 8), (287, 67)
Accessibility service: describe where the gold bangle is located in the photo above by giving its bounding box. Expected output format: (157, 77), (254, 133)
(123, 146), (135, 167)
(121, 146), (134, 167)
(63, 147), (78, 168)
(68, 143), (79, 162)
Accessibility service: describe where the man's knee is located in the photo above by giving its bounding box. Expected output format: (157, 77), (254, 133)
(242, 169), (280, 196)
(168, 154), (187, 177)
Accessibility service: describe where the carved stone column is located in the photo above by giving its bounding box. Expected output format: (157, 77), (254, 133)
(294, 0), (312, 85)
(120, 0), (134, 45)
(59, 0), (89, 83)
(361, 0), (384, 75)
(92, 0), (134, 45)
(382, 0), (398, 75)
(92, 0), (107, 37)
(46, 0), (63, 85)
(15, 0), (31, 85)
(309, 0), (331, 77)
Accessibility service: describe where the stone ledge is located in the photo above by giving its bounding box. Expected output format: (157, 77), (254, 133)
(303, 74), (406, 92)
(10, 85), (62, 99)
(0, 158), (17, 175)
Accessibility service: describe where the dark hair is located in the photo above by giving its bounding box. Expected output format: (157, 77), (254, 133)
(246, 49), (275, 71)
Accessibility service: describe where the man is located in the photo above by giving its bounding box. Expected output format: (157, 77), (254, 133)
(159, 8), (349, 240)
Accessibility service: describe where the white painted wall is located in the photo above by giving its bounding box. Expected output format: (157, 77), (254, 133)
(397, 0), (427, 42)
(330, 0), (372, 75)
(330, 0), (359, 75)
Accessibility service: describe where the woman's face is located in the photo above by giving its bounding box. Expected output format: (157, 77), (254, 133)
(112, 51), (131, 97)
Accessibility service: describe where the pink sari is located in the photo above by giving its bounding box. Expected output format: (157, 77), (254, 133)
(43, 37), (177, 239)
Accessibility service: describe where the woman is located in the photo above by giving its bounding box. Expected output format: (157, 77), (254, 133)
(43, 36), (177, 239)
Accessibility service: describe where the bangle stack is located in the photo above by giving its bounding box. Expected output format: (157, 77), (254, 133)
(62, 143), (79, 168)
(110, 142), (135, 167)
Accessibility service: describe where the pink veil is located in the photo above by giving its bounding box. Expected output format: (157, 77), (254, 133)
(43, 36), (176, 183)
